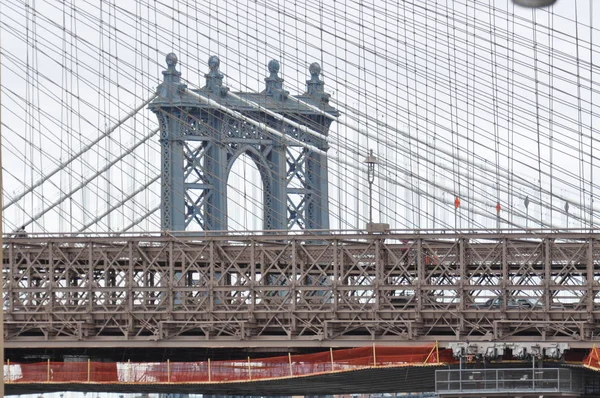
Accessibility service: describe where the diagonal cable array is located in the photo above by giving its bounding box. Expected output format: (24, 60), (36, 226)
(0, 0), (598, 234)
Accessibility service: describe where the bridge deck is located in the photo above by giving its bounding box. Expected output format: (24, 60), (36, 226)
(4, 232), (600, 347)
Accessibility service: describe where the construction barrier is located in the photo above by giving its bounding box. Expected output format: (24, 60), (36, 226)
(4, 344), (454, 384)
(584, 345), (600, 371)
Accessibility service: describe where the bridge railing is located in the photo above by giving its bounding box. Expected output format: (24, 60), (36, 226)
(435, 368), (580, 395)
(5, 227), (600, 240)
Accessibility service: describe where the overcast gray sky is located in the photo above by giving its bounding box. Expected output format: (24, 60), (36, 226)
(1, 0), (598, 233)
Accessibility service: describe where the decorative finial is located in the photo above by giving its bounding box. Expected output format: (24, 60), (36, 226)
(309, 62), (321, 79)
(163, 52), (180, 77)
(264, 59), (287, 100)
(166, 52), (178, 67)
(305, 62), (328, 101)
(204, 55), (226, 96)
(157, 52), (185, 98)
(268, 59), (280, 76)
(208, 55), (220, 72)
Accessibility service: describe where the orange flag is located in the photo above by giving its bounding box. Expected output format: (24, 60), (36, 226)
(454, 197), (460, 209)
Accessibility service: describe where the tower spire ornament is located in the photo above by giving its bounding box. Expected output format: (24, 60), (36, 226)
(204, 55), (227, 96)
(157, 52), (186, 99)
(305, 62), (330, 103)
(264, 60), (288, 101)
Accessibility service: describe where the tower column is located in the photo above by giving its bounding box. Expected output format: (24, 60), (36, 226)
(205, 119), (227, 231)
(154, 53), (187, 232)
(306, 151), (329, 230)
(265, 142), (287, 231)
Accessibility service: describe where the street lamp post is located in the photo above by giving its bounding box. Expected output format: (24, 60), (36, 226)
(363, 150), (389, 234)
(365, 149), (377, 225)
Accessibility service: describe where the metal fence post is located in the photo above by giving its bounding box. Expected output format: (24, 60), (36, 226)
(247, 356), (252, 380)
(496, 369), (498, 391)
(459, 356), (462, 391)
(373, 343), (377, 366)
(208, 358), (211, 382)
(330, 347), (334, 371)
(532, 357), (535, 391)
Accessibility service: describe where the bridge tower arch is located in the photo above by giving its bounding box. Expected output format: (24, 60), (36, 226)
(226, 145), (270, 231)
(150, 54), (338, 232)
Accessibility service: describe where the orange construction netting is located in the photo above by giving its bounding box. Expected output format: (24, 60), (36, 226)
(4, 344), (454, 384)
(584, 345), (600, 371)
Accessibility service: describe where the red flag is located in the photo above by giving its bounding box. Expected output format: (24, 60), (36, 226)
(454, 197), (460, 209)
(496, 202), (501, 213)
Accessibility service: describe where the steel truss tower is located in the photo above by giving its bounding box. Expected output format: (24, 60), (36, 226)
(150, 53), (338, 231)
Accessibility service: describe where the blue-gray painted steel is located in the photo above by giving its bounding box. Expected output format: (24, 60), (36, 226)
(150, 54), (338, 232)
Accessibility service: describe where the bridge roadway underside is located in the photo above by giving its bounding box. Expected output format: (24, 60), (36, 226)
(5, 232), (600, 349)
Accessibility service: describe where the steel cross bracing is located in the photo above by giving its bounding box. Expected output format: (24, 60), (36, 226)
(3, 231), (600, 349)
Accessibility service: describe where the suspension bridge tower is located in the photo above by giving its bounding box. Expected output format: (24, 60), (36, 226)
(150, 53), (338, 232)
